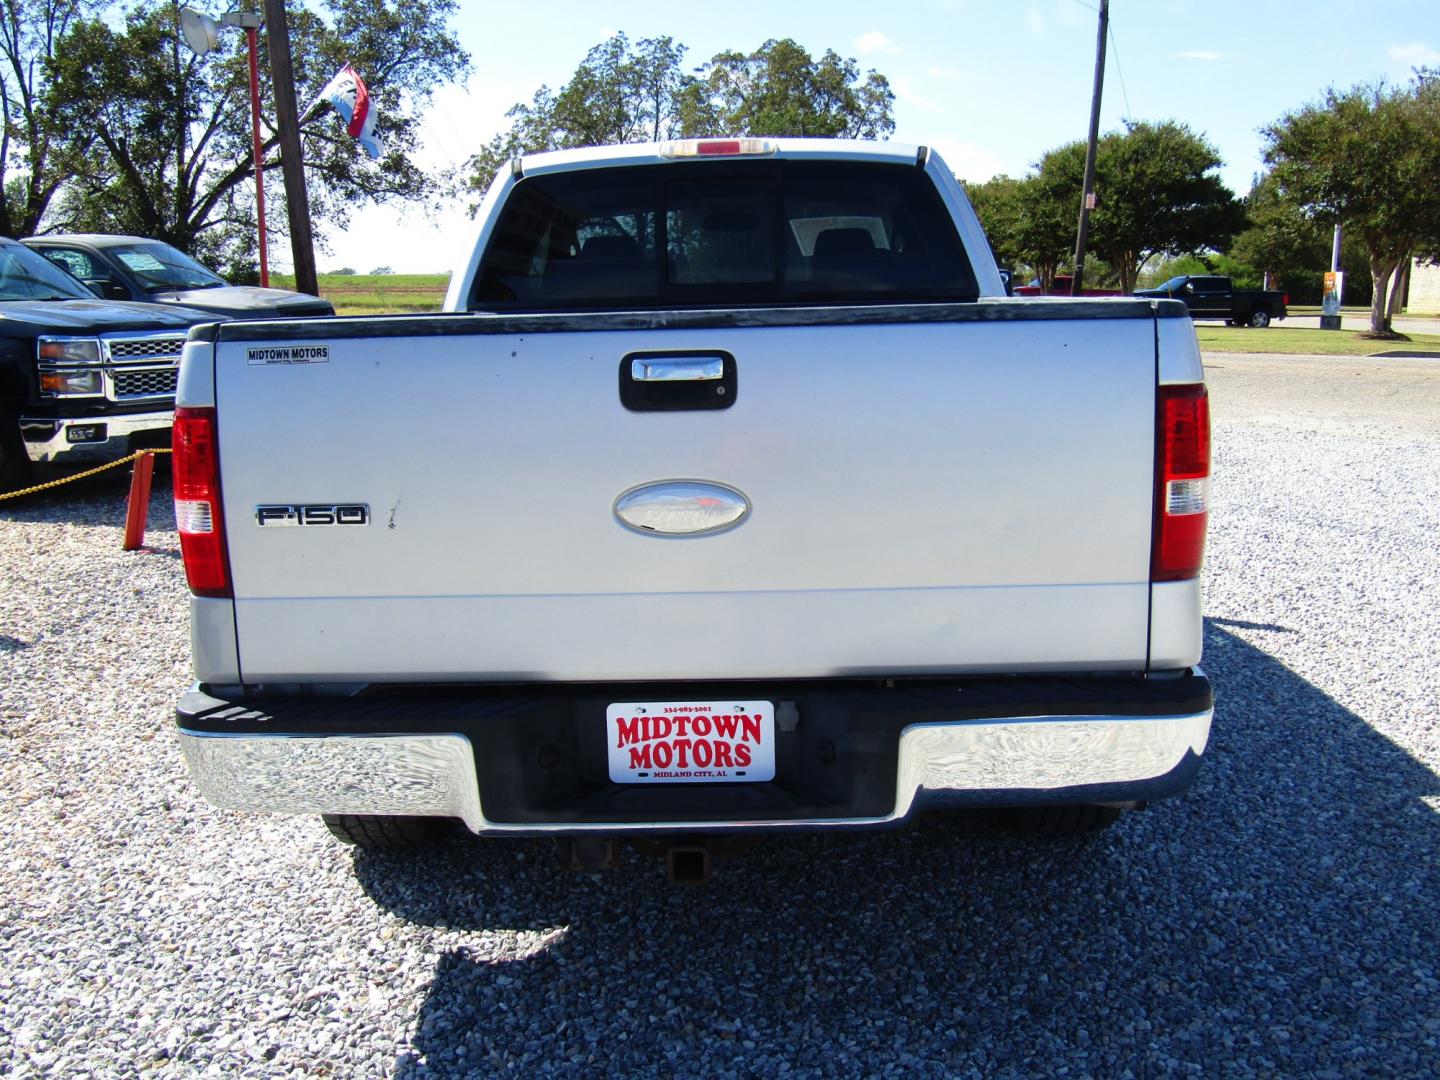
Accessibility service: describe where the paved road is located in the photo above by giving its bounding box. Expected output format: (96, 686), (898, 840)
(2, 352), (1437, 1076)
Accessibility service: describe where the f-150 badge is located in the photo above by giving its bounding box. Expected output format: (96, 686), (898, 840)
(255, 504), (369, 527)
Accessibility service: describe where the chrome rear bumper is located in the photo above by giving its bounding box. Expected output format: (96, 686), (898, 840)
(21, 409), (171, 463)
(178, 706), (1211, 836)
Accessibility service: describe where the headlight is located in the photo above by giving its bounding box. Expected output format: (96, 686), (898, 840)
(38, 337), (102, 363)
(40, 370), (103, 396)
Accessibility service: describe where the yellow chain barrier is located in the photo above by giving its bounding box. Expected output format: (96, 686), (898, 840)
(0, 448), (171, 503)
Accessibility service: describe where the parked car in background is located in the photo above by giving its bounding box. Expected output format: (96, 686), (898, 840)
(1134, 275), (1287, 327)
(1012, 274), (1123, 297)
(0, 237), (224, 492)
(22, 235), (334, 320)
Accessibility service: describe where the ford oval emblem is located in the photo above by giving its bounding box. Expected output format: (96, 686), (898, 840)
(614, 481), (750, 536)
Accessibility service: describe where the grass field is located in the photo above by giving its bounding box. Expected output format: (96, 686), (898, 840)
(1195, 324), (1440, 356)
(272, 272), (449, 315)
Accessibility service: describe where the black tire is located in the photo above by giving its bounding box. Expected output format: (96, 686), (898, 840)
(1002, 803), (1124, 837)
(0, 400), (34, 494)
(321, 813), (453, 850)
(1247, 307), (1271, 328)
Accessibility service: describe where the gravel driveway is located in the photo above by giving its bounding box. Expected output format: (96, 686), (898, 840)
(2, 351), (1438, 1077)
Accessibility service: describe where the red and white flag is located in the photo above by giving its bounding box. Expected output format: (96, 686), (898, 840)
(316, 64), (382, 159)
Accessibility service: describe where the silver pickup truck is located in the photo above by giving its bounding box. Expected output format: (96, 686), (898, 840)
(172, 139), (1212, 882)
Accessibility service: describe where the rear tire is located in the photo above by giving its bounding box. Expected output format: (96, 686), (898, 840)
(0, 401), (34, 494)
(1002, 803), (1124, 837)
(1247, 307), (1272, 328)
(321, 813), (454, 850)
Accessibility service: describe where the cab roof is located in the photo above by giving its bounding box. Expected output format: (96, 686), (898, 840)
(518, 138), (928, 178)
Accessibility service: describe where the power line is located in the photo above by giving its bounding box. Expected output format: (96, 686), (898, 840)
(1107, 22), (1132, 119)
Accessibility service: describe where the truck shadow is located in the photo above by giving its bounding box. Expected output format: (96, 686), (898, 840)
(1, 462), (170, 527)
(349, 623), (1440, 1077)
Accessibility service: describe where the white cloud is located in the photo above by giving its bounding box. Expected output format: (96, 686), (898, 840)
(1174, 50), (1223, 62)
(1027, 9), (1045, 34)
(927, 138), (1005, 183)
(927, 66), (969, 81)
(1388, 41), (1440, 67)
(854, 31), (902, 55)
(891, 78), (941, 115)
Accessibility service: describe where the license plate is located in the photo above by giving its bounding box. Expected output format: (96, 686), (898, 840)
(606, 700), (775, 784)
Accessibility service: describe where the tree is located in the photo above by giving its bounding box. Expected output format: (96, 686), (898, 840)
(42, 0), (467, 273)
(966, 173), (1073, 292)
(695, 38), (893, 140)
(1228, 171), (1329, 291)
(464, 35), (896, 203)
(465, 34), (700, 205)
(1262, 78), (1440, 335)
(1033, 121), (1243, 294)
(0, 0), (94, 238)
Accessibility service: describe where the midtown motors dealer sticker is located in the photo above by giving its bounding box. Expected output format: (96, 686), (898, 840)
(247, 344), (330, 365)
(606, 700), (776, 784)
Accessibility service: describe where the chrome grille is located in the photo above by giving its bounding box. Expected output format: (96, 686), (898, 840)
(113, 367), (179, 399)
(107, 336), (185, 359)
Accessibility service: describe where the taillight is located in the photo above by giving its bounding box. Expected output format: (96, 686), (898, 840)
(173, 407), (232, 597)
(1152, 384), (1210, 581)
(1282, 293), (1289, 307)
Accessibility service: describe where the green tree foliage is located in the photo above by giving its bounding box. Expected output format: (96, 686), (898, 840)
(965, 174), (1072, 292)
(42, 0), (467, 273)
(0, 0), (95, 238)
(1262, 78), (1440, 334)
(465, 34), (696, 204)
(1228, 171), (1329, 290)
(695, 38), (894, 140)
(464, 35), (895, 205)
(1033, 121), (1242, 294)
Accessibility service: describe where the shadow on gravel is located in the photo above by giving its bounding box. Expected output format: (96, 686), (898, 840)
(0, 459), (169, 523)
(353, 624), (1440, 1077)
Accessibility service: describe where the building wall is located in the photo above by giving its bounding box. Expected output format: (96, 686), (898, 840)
(1409, 259), (1440, 315)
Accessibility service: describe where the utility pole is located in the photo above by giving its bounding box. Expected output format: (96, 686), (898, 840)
(1070, 0), (1108, 297)
(261, 0), (319, 296)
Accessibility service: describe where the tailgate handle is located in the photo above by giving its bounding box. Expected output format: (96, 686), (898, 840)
(620, 350), (736, 412)
(630, 357), (724, 382)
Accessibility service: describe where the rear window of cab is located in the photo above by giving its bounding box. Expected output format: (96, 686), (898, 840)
(471, 161), (978, 311)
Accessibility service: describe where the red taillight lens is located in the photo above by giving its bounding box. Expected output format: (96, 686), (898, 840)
(659, 138), (777, 159)
(1282, 293), (1289, 307)
(173, 407), (232, 598)
(1152, 384), (1210, 581)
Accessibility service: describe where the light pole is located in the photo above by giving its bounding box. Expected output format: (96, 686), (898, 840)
(180, 8), (269, 286)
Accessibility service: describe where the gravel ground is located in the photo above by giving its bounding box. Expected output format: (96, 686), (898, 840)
(2, 352), (1438, 1078)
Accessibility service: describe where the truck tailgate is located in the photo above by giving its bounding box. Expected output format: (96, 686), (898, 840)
(210, 306), (1159, 682)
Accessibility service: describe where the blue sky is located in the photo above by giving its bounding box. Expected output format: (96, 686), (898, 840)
(314, 0), (1439, 274)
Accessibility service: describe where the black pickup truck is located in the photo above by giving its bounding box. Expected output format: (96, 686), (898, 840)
(1134, 275), (1287, 327)
(0, 237), (222, 492)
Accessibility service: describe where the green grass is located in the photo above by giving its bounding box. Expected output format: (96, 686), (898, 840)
(271, 272), (450, 316)
(1195, 324), (1440, 355)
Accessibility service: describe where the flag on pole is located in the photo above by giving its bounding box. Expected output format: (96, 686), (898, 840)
(316, 64), (382, 159)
